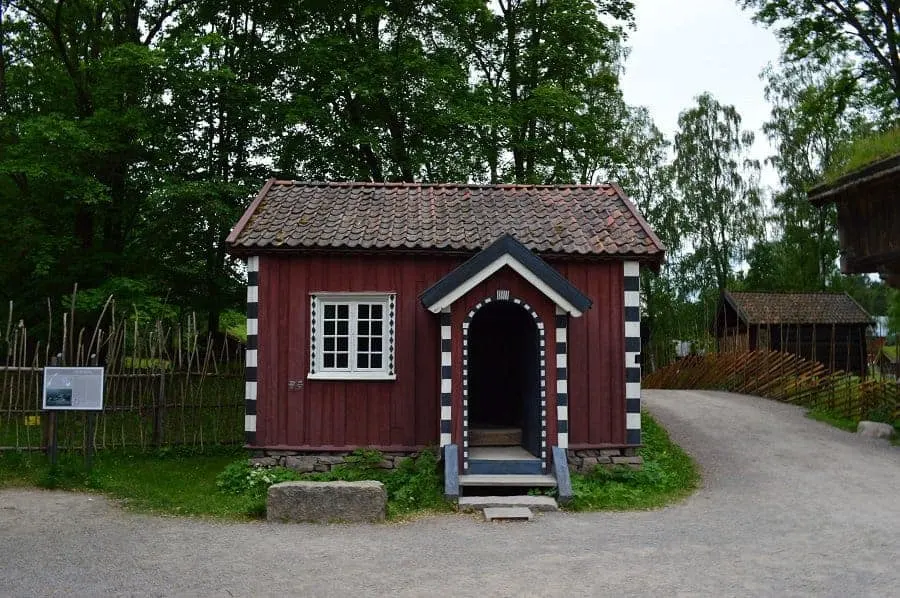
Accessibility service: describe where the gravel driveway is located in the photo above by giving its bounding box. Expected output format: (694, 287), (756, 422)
(3, 390), (900, 597)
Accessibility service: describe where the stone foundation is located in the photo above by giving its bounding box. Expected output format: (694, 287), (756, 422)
(567, 447), (642, 474)
(250, 450), (421, 473)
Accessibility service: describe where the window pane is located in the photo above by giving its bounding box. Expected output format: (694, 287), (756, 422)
(357, 354), (369, 368)
(359, 304), (369, 319)
(324, 321), (335, 335)
(371, 337), (382, 352)
(337, 320), (348, 335)
(324, 338), (335, 352)
(358, 337), (369, 352)
(337, 337), (348, 351)
(372, 321), (382, 336)
(324, 304), (336, 319)
(358, 321), (369, 335)
(371, 304), (383, 319)
(324, 353), (335, 368)
(337, 304), (349, 319)
(371, 354), (382, 369)
(337, 353), (348, 368)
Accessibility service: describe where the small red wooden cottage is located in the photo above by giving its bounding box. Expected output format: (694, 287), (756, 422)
(226, 181), (664, 497)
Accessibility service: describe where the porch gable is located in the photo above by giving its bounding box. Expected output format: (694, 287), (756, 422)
(419, 234), (592, 316)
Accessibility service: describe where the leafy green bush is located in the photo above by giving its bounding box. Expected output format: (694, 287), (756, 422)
(215, 460), (301, 495)
(382, 450), (448, 517)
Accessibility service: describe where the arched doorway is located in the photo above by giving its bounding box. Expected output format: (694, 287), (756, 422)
(467, 300), (541, 458)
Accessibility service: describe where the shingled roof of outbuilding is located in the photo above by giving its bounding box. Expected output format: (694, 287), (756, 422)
(722, 291), (873, 325)
(226, 180), (665, 261)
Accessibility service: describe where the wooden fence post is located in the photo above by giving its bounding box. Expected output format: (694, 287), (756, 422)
(85, 353), (98, 471)
(154, 369), (165, 448)
(47, 353), (61, 467)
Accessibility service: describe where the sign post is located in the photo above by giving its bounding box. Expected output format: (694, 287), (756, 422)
(43, 366), (104, 471)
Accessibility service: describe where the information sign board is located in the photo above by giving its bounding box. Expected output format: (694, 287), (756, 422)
(42, 367), (105, 411)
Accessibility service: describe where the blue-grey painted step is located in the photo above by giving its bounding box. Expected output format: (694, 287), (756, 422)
(467, 459), (543, 475)
(458, 474), (557, 487)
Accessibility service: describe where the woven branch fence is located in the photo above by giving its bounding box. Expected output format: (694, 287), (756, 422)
(1, 295), (244, 452)
(644, 350), (900, 423)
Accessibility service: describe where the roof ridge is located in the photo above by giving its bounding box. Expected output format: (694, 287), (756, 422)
(270, 180), (615, 189)
(728, 290), (856, 296)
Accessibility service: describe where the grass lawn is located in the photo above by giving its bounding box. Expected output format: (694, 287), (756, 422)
(566, 411), (699, 511)
(0, 446), (453, 521)
(806, 408), (859, 433)
(0, 413), (699, 519)
(0, 447), (263, 519)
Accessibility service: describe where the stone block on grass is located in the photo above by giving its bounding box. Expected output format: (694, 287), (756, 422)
(857, 421), (896, 440)
(267, 481), (387, 523)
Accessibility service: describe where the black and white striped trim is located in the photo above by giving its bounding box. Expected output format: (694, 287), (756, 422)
(245, 256), (259, 445)
(555, 307), (569, 449)
(624, 261), (641, 445)
(462, 295), (547, 472)
(439, 309), (452, 447)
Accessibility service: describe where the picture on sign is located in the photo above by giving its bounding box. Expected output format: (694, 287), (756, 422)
(42, 367), (104, 411)
(45, 387), (73, 407)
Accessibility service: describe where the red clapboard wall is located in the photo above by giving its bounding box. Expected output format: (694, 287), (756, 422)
(255, 252), (627, 450)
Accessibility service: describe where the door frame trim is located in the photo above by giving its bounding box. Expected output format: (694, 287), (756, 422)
(461, 294), (547, 474)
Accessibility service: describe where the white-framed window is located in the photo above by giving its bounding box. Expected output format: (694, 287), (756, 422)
(308, 293), (396, 380)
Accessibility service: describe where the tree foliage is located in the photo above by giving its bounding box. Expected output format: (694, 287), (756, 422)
(0, 0), (635, 327)
(739, 0), (900, 117)
(674, 93), (762, 291)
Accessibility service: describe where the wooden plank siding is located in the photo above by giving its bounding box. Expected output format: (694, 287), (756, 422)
(555, 261), (627, 447)
(255, 253), (629, 450)
(834, 177), (900, 273)
(257, 253), (456, 450)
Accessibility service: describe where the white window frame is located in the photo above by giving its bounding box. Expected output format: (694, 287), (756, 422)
(308, 292), (396, 381)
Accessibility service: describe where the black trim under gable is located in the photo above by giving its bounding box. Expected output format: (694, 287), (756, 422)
(419, 234), (593, 313)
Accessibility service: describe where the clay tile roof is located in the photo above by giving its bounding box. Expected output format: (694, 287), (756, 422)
(226, 180), (665, 260)
(724, 291), (873, 325)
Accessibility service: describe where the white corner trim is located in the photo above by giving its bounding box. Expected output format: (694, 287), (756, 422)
(426, 254), (583, 316)
(624, 261), (640, 277)
(626, 412), (642, 430)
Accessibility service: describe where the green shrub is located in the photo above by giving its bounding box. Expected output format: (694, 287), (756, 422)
(382, 450), (448, 517)
(215, 460), (301, 495)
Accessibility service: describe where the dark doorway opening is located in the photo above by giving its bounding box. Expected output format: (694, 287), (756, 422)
(468, 301), (541, 457)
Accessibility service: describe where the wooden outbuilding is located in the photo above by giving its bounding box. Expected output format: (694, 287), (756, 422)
(874, 346), (898, 379)
(808, 153), (900, 288)
(226, 181), (664, 497)
(715, 291), (872, 376)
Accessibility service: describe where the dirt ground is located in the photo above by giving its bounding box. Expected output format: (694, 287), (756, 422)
(3, 389), (899, 597)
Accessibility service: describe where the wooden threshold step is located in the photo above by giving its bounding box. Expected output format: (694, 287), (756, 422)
(458, 474), (557, 487)
(469, 428), (522, 446)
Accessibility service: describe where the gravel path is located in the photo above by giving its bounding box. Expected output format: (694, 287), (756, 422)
(3, 390), (900, 597)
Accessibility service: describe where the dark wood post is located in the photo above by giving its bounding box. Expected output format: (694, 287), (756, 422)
(154, 369), (165, 448)
(85, 353), (98, 471)
(47, 354), (60, 467)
